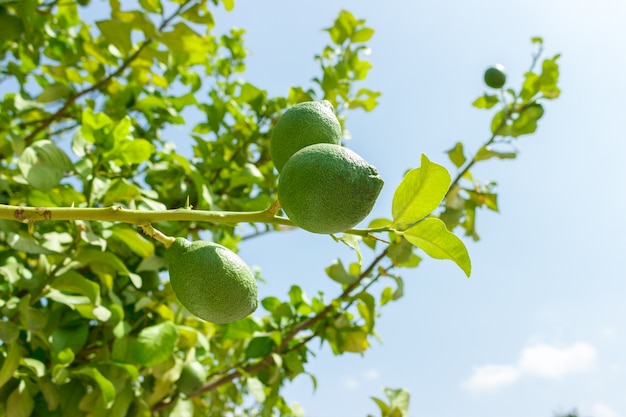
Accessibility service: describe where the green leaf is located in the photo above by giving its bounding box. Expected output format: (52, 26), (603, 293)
(50, 324), (89, 354)
(246, 377), (266, 403)
(472, 94), (499, 109)
(383, 387), (410, 417)
(111, 225), (155, 258)
(96, 19), (133, 54)
(509, 103), (544, 137)
(474, 145), (517, 161)
(131, 321), (178, 366)
(338, 328), (369, 353)
(17, 140), (73, 191)
(74, 366), (116, 409)
(118, 139), (155, 165)
(325, 259), (358, 285)
(351, 27), (374, 42)
(6, 233), (56, 254)
(245, 336), (275, 359)
(52, 270), (100, 304)
(7, 380), (34, 417)
(391, 154), (451, 227)
(37, 83), (72, 103)
(0, 14), (23, 41)
(0, 343), (21, 390)
(465, 190), (499, 211)
(403, 218), (471, 277)
(446, 142), (467, 168)
(138, 0), (162, 13)
(0, 321), (19, 344)
(339, 234), (362, 264)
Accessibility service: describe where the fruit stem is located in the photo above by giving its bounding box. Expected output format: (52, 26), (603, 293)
(140, 224), (176, 248)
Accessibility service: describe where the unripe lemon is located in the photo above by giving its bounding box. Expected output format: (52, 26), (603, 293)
(484, 64), (506, 89)
(178, 361), (206, 395)
(278, 143), (384, 234)
(166, 238), (258, 324)
(270, 100), (342, 172)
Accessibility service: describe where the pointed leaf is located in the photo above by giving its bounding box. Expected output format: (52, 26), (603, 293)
(131, 321), (178, 366)
(446, 142), (467, 168)
(391, 154), (451, 226)
(74, 366), (116, 409)
(403, 218), (471, 277)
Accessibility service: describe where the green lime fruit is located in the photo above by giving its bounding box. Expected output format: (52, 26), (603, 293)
(270, 100), (342, 172)
(484, 64), (506, 89)
(178, 361), (207, 395)
(278, 143), (384, 234)
(166, 238), (258, 324)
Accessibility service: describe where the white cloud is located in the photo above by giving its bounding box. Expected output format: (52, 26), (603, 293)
(341, 368), (381, 390)
(592, 403), (621, 417)
(518, 342), (596, 378)
(462, 341), (597, 394)
(461, 365), (520, 394)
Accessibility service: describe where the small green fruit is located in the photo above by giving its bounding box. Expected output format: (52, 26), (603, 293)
(270, 100), (342, 172)
(278, 143), (384, 234)
(484, 64), (506, 89)
(178, 361), (206, 395)
(166, 238), (258, 324)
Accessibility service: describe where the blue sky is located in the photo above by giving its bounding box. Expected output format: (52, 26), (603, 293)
(209, 1), (626, 416)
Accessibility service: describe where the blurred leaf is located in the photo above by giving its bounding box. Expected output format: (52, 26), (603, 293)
(0, 321), (19, 344)
(0, 343), (21, 390)
(6, 233), (56, 254)
(339, 328), (368, 353)
(325, 259), (358, 285)
(118, 139), (155, 165)
(0, 14), (23, 41)
(246, 377), (266, 403)
(96, 19), (132, 54)
(472, 94), (499, 109)
(351, 27), (374, 42)
(245, 337), (275, 359)
(403, 218), (471, 277)
(7, 380), (34, 417)
(37, 83), (72, 103)
(465, 190), (499, 211)
(474, 145), (517, 161)
(391, 154), (451, 227)
(132, 321), (178, 366)
(446, 142), (467, 168)
(111, 225), (155, 258)
(17, 140), (72, 191)
(74, 366), (115, 409)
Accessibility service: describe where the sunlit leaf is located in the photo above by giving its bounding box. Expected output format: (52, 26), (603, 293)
(472, 94), (499, 109)
(131, 321), (178, 367)
(403, 218), (471, 277)
(391, 154), (451, 227)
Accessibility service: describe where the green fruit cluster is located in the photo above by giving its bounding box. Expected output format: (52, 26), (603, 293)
(166, 101), (384, 325)
(271, 101), (384, 234)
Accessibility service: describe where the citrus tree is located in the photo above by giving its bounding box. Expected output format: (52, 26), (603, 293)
(0, 1), (560, 416)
